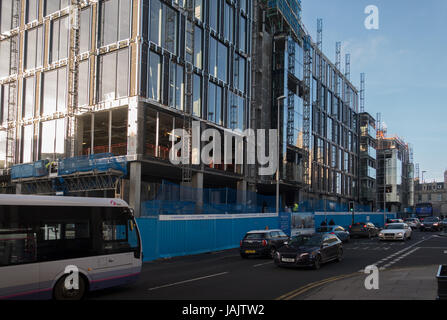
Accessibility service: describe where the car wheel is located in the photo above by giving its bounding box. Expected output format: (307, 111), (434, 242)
(313, 255), (321, 270)
(240, 253), (248, 259)
(53, 274), (87, 301)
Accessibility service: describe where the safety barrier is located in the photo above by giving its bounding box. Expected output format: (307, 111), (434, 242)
(58, 153), (127, 176)
(11, 160), (49, 180)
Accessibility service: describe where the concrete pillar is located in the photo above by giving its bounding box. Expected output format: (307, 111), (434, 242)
(129, 162), (142, 217)
(192, 172), (203, 214)
(237, 180), (247, 207)
(128, 97), (144, 156)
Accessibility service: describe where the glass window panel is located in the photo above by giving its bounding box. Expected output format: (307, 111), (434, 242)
(0, 130), (6, 167)
(22, 124), (33, 163)
(194, 0), (202, 21)
(239, 15), (246, 52)
(176, 65), (184, 111)
(50, 17), (69, 62)
(25, 27), (37, 70)
(1, 1), (12, 33)
(42, 70), (58, 115)
(148, 51), (161, 101)
(100, 52), (117, 101)
(209, 0), (217, 31)
(215, 85), (222, 125)
(163, 5), (177, 53)
(150, 0), (161, 45)
(208, 82), (216, 122)
(26, 0), (38, 23)
(55, 118), (65, 156)
(217, 42), (227, 82)
(209, 37), (217, 77)
(194, 26), (202, 69)
(169, 61), (175, 108)
(78, 60), (89, 106)
(57, 67), (67, 113)
(118, 0), (131, 41)
(102, 0), (119, 46)
(23, 77), (35, 119)
(0, 39), (10, 78)
(41, 120), (56, 158)
(80, 8), (91, 53)
(193, 74), (201, 117)
(117, 48), (129, 98)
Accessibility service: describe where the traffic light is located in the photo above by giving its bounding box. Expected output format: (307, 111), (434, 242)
(349, 201), (355, 213)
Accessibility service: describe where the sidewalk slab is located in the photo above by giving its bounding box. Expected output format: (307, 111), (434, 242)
(300, 265), (438, 300)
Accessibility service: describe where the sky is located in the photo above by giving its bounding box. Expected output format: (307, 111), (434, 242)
(301, 0), (447, 182)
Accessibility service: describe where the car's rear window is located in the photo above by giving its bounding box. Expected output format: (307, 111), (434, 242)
(245, 233), (266, 239)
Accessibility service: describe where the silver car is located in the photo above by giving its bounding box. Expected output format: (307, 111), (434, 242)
(404, 218), (421, 230)
(379, 223), (412, 241)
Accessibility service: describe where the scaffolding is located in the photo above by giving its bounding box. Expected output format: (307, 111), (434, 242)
(181, 0), (195, 183)
(302, 35), (312, 188)
(360, 73), (365, 113)
(67, 1), (81, 157)
(5, 0), (20, 167)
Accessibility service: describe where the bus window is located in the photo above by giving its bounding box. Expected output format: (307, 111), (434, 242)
(0, 228), (37, 266)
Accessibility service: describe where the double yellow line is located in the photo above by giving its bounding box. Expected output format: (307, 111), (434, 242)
(275, 272), (360, 300)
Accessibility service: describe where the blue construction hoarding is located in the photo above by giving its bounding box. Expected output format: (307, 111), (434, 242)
(136, 211), (397, 262)
(137, 213), (279, 262)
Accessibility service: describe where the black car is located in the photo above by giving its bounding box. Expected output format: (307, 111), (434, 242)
(348, 222), (380, 238)
(274, 233), (343, 269)
(420, 217), (441, 231)
(240, 229), (289, 258)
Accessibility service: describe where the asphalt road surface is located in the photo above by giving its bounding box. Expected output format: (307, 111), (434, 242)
(89, 230), (447, 300)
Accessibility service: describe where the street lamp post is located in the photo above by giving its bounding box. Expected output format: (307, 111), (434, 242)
(276, 96), (286, 215)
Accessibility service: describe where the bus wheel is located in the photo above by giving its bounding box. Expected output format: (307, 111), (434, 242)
(53, 274), (87, 301)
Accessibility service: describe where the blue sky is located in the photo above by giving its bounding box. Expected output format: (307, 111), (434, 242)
(301, 0), (447, 182)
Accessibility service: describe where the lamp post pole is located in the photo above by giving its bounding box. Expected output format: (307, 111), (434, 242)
(276, 96), (286, 215)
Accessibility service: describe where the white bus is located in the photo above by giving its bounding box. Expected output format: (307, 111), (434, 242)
(0, 194), (142, 300)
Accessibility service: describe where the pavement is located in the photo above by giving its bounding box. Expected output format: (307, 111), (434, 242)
(299, 264), (439, 300)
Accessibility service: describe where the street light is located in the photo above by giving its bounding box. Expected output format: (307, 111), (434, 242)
(276, 95), (286, 215)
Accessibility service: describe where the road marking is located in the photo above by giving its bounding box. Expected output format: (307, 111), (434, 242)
(367, 235), (435, 270)
(147, 272), (229, 291)
(276, 272), (360, 300)
(253, 261), (273, 268)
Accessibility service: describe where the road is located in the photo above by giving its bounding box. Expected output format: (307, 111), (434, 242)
(89, 230), (447, 300)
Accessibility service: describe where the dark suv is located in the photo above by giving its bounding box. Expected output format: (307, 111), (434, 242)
(348, 222), (380, 238)
(420, 217), (441, 231)
(240, 230), (289, 258)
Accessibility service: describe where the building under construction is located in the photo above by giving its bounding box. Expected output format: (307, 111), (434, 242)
(376, 125), (414, 213)
(0, 0), (363, 215)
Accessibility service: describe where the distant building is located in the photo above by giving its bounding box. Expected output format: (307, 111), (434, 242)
(414, 170), (447, 217)
(376, 134), (414, 213)
(359, 112), (376, 210)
